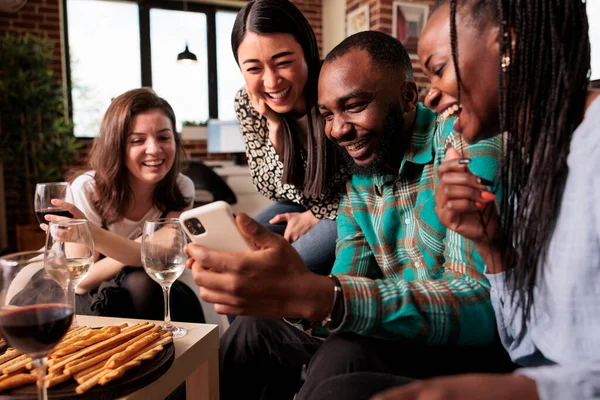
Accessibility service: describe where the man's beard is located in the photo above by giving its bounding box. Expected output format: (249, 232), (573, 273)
(341, 103), (406, 176)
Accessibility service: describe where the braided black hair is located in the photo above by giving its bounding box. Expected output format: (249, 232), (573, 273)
(439, 0), (591, 315)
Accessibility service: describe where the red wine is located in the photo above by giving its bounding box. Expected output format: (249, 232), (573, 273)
(0, 304), (73, 357)
(35, 208), (73, 224)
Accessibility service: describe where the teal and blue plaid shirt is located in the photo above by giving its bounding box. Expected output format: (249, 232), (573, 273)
(331, 104), (503, 345)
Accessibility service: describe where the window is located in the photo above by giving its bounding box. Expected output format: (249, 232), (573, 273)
(150, 9), (209, 131)
(67, 0), (141, 137)
(216, 11), (245, 121)
(65, 0), (241, 137)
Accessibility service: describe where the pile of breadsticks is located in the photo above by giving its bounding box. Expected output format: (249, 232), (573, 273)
(0, 322), (172, 394)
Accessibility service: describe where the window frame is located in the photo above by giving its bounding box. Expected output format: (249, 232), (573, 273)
(62, 0), (240, 138)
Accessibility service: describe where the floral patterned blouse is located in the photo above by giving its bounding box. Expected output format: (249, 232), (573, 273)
(234, 87), (348, 220)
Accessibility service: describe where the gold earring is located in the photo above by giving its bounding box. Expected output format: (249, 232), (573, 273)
(501, 53), (511, 71)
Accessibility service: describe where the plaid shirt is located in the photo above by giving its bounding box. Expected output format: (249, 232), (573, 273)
(331, 104), (503, 345)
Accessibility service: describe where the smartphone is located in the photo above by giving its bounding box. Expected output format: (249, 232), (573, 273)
(180, 201), (255, 252)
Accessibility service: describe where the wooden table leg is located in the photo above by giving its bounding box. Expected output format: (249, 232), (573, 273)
(186, 347), (219, 400)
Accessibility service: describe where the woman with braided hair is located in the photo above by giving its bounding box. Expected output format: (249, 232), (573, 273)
(308, 0), (599, 399)
(369, 0), (599, 399)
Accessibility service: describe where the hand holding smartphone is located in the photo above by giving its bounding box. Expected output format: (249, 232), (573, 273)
(180, 201), (255, 252)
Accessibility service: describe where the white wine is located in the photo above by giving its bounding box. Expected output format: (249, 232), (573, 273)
(66, 258), (93, 284)
(144, 262), (185, 285)
(45, 257), (92, 287)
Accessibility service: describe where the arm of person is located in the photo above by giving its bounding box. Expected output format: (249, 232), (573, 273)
(516, 362), (600, 400)
(327, 125), (503, 344)
(235, 87), (284, 202)
(371, 373), (539, 400)
(48, 199), (143, 267)
(76, 257), (126, 294)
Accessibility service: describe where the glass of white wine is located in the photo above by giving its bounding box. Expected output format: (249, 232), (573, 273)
(142, 218), (187, 339)
(45, 219), (94, 328)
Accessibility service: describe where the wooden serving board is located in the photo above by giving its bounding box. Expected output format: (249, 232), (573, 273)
(0, 343), (174, 400)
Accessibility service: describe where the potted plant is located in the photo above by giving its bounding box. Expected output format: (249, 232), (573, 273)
(0, 33), (80, 251)
(181, 120), (208, 140)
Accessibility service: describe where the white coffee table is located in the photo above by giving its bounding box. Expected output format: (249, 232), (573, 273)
(77, 315), (219, 400)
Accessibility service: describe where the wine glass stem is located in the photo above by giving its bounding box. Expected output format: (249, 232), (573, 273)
(67, 282), (78, 327)
(33, 357), (48, 400)
(162, 285), (172, 328)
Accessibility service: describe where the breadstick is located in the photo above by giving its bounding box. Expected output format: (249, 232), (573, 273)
(0, 373), (37, 392)
(0, 354), (29, 372)
(105, 332), (161, 369)
(52, 326), (121, 358)
(65, 325), (161, 375)
(75, 329), (168, 383)
(74, 362), (104, 384)
(101, 334), (172, 380)
(51, 329), (94, 355)
(99, 359), (143, 385)
(46, 373), (71, 388)
(100, 344), (164, 386)
(0, 349), (22, 365)
(75, 368), (112, 394)
(121, 322), (150, 334)
(49, 323), (154, 374)
(3, 356), (32, 375)
(61, 326), (88, 341)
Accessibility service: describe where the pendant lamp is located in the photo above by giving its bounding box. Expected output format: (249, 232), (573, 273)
(177, 43), (197, 65)
(176, 0), (197, 64)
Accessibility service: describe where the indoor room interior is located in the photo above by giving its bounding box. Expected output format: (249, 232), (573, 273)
(0, 1), (599, 398)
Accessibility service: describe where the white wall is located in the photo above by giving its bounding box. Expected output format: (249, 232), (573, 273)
(323, 0), (346, 56)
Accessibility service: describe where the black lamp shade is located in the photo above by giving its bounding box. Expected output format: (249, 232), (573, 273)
(177, 44), (198, 64)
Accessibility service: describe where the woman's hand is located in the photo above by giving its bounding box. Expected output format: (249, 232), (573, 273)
(247, 89), (284, 154)
(49, 199), (87, 220)
(39, 199), (91, 236)
(269, 210), (319, 243)
(435, 148), (503, 271)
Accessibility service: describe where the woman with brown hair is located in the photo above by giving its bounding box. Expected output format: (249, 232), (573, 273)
(66, 87), (204, 322)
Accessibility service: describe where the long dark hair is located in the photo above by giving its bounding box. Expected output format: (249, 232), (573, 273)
(231, 0), (337, 197)
(72, 88), (189, 225)
(439, 0), (591, 314)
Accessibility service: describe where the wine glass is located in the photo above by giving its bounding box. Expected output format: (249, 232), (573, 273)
(34, 182), (74, 225)
(0, 250), (73, 400)
(45, 219), (94, 328)
(142, 218), (187, 339)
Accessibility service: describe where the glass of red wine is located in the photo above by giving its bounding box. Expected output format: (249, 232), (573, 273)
(0, 250), (74, 400)
(34, 182), (74, 225)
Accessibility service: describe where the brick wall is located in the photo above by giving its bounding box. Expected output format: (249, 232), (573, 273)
(291, 0), (323, 55)
(1, 1), (64, 251)
(346, 0), (434, 94)
(0, 0), (63, 80)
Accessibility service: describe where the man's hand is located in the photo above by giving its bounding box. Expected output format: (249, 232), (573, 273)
(372, 374), (539, 400)
(185, 213), (333, 319)
(269, 210), (319, 243)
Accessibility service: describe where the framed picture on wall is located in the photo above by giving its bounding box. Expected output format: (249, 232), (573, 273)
(346, 4), (370, 37)
(392, 1), (429, 54)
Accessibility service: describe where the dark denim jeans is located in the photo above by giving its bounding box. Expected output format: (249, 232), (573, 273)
(253, 201), (337, 276)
